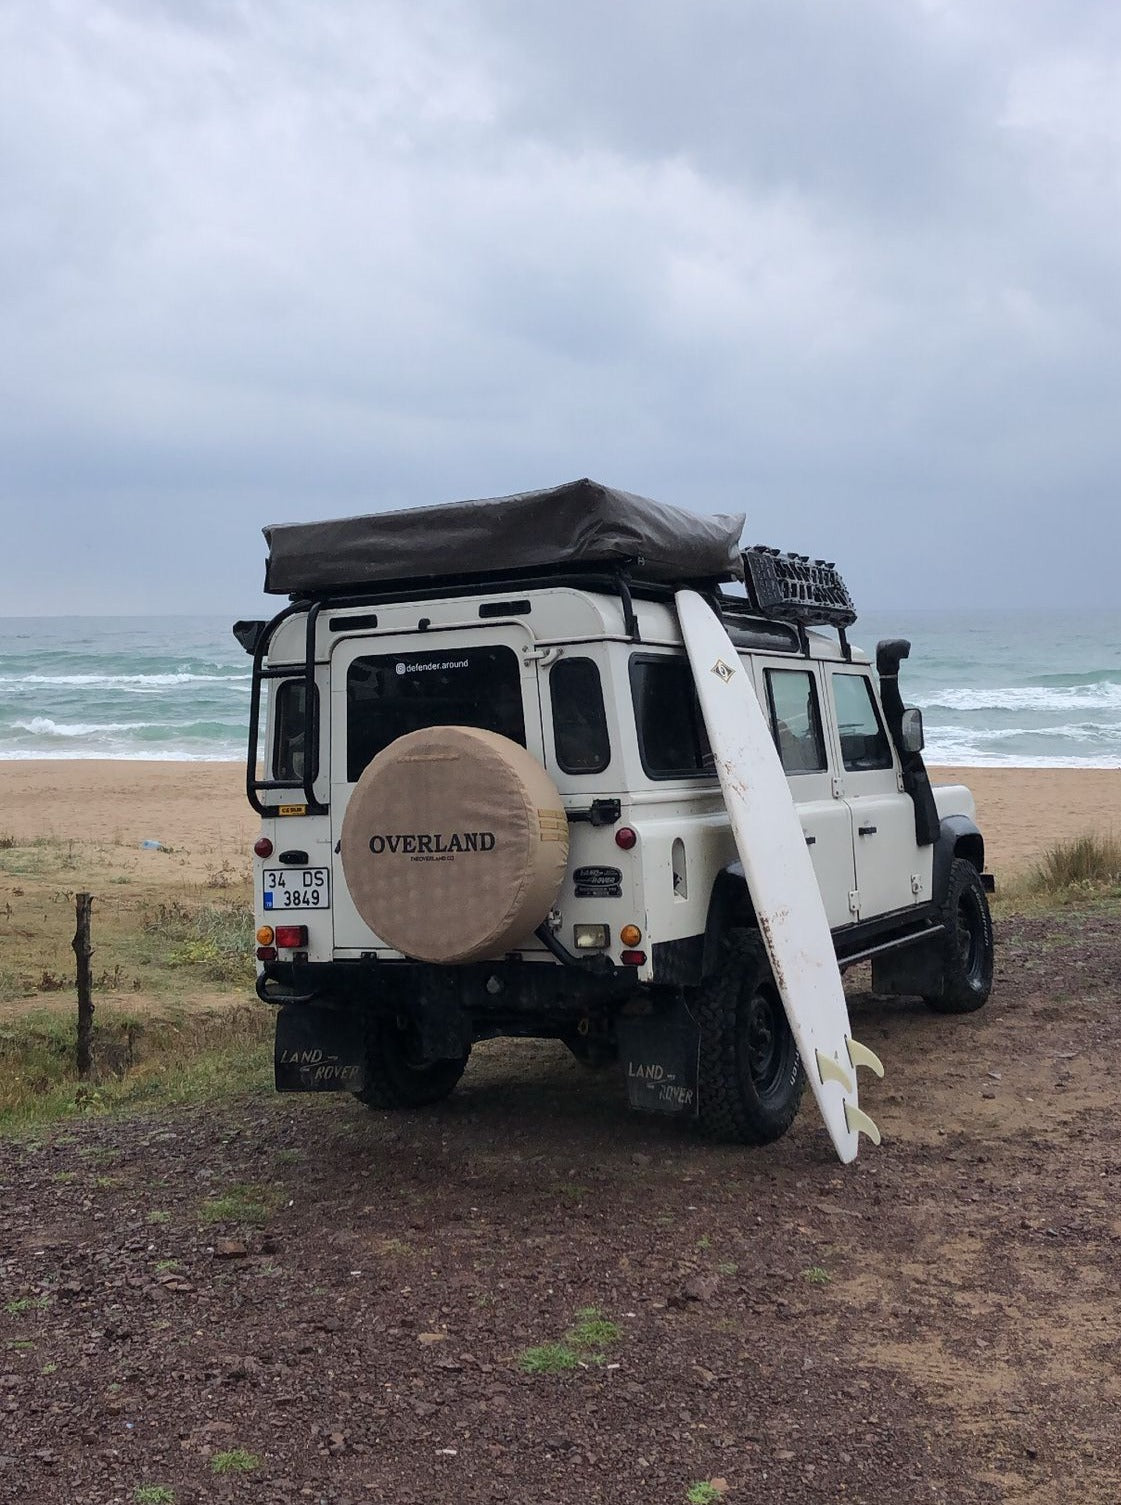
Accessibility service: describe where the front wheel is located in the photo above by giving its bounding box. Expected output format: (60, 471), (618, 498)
(354, 1015), (470, 1110)
(924, 858), (994, 1014)
(692, 929), (805, 1145)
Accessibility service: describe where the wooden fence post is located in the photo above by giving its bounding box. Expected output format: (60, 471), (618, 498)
(73, 892), (94, 1080)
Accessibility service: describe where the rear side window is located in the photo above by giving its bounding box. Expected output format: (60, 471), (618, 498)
(832, 673), (893, 772)
(550, 658), (610, 774)
(630, 656), (714, 779)
(346, 645), (526, 782)
(273, 679), (317, 783)
(765, 669), (827, 774)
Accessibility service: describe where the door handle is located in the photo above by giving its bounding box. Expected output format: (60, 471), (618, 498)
(858, 824), (878, 837)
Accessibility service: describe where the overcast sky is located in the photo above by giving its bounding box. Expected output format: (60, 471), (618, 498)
(2, 0), (1119, 617)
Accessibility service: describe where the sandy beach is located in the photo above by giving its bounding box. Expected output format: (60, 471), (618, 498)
(1, 759), (1118, 878)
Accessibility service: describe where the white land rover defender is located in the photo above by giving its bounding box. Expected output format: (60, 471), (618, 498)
(235, 480), (994, 1148)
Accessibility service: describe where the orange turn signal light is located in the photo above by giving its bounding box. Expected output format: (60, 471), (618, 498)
(620, 924), (642, 948)
(256, 926), (275, 946)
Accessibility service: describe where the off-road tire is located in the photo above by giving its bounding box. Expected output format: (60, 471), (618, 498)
(924, 857), (994, 1014)
(692, 928), (805, 1145)
(354, 1016), (470, 1110)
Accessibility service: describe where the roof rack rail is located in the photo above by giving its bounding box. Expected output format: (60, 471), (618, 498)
(741, 547), (857, 629)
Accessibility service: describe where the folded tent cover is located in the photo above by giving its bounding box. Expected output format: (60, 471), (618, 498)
(262, 478), (746, 595)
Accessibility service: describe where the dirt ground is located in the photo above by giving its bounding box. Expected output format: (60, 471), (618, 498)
(2, 902), (1120, 1505)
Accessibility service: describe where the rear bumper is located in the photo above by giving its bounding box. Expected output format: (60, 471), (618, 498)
(257, 955), (640, 1019)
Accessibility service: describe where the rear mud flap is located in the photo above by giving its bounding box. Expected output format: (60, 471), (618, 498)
(275, 1004), (367, 1093)
(618, 995), (701, 1118)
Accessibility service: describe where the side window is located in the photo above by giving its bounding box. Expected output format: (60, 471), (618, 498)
(832, 673), (893, 772)
(550, 658), (610, 774)
(630, 656), (714, 779)
(273, 679), (317, 783)
(765, 669), (827, 774)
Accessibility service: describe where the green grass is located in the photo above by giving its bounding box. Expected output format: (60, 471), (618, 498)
(5, 1296), (48, 1316)
(210, 1449), (260, 1475)
(134, 1488), (176, 1504)
(198, 1182), (282, 1226)
(567, 1307), (620, 1351)
(802, 1266), (831, 1286)
(550, 1181), (589, 1203)
(994, 834), (1121, 914)
(686, 1484), (722, 1505)
(1032, 834), (1121, 893)
(519, 1341), (582, 1374)
(519, 1306), (621, 1374)
(0, 1006), (272, 1130)
(141, 901), (254, 987)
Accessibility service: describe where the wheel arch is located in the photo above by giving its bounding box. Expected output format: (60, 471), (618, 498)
(701, 863), (757, 979)
(933, 815), (985, 905)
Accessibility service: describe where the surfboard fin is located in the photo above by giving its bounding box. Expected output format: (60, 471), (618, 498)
(844, 1101), (882, 1146)
(815, 1051), (854, 1096)
(846, 1036), (885, 1078)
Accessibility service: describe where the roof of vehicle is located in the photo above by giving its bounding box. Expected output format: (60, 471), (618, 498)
(262, 478), (746, 596)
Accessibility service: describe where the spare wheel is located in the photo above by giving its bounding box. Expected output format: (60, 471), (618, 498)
(340, 726), (569, 964)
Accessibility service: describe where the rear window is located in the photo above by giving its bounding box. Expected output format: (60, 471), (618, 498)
(550, 658), (610, 774)
(765, 669), (827, 774)
(630, 656), (714, 779)
(273, 679), (317, 784)
(346, 645), (526, 782)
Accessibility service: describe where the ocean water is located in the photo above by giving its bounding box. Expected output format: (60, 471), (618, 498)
(0, 609), (1119, 768)
(0, 616), (251, 761)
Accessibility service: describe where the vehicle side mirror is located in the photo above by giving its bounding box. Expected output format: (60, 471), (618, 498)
(900, 707), (925, 754)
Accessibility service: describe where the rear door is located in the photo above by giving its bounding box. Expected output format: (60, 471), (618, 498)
(329, 625), (546, 950)
(829, 669), (927, 918)
(752, 660), (857, 930)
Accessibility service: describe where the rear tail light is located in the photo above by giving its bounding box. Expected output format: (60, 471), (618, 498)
(274, 925), (308, 949)
(254, 837), (274, 858)
(620, 949), (646, 967)
(256, 946), (277, 961)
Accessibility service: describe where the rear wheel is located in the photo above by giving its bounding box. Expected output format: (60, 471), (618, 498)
(692, 929), (804, 1145)
(354, 1015), (470, 1110)
(924, 858), (994, 1014)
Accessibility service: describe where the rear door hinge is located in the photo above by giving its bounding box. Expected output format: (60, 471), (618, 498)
(832, 777), (845, 799)
(848, 889), (861, 916)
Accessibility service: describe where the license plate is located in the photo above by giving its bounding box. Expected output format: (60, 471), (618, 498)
(262, 868), (331, 910)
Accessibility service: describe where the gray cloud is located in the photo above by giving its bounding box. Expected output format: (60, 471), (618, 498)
(1, 0), (1119, 615)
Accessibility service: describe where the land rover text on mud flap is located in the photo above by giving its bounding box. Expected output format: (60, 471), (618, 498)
(235, 479), (995, 1149)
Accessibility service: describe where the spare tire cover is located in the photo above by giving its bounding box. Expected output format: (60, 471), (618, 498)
(340, 726), (569, 964)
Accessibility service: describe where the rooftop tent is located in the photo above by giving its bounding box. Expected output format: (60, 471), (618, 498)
(262, 478), (746, 595)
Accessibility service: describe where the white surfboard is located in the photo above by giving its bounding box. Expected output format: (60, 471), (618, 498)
(675, 589), (883, 1164)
